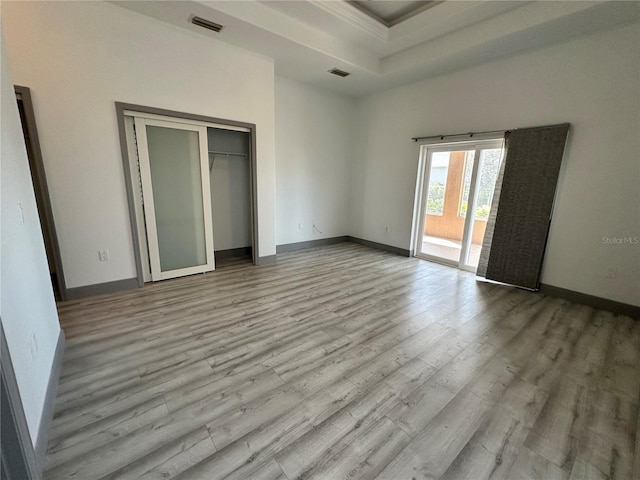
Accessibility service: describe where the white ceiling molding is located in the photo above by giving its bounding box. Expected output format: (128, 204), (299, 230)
(350, 1), (443, 27)
(310, 0), (389, 43)
(386, 1), (525, 54)
(382, 1), (607, 74)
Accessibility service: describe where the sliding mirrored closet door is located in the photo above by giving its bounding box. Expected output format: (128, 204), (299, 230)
(134, 117), (215, 281)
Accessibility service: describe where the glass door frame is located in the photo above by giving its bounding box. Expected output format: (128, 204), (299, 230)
(413, 138), (504, 273)
(135, 116), (215, 281)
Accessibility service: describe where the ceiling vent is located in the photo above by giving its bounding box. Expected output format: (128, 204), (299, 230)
(329, 68), (350, 78)
(191, 16), (224, 33)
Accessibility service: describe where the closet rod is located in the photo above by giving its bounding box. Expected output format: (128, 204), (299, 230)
(208, 150), (248, 157)
(208, 151), (248, 171)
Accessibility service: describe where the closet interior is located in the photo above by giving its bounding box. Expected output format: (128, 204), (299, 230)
(207, 127), (252, 263)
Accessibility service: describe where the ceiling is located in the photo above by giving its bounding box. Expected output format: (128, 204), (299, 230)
(113, 0), (639, 97)
(349, 1), (441, 26)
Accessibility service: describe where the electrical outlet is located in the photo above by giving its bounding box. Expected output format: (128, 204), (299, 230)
(99, 249), (110, 261)
(28, 332), (38, 362)
(298, 223), (303, 230)
(385, 226), (390, 233)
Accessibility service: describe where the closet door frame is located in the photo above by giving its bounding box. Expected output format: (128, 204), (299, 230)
(116, 103), (258, 288)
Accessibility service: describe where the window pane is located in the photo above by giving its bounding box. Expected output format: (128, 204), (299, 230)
(426, 152), (449, 216)
(466, 147), (503, 268)
(421, 150), (470, 263)
(475, 148), (502, 220)
(458, 151), (475, 219)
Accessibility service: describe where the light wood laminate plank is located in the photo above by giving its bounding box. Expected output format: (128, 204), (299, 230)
(43, 243), (639, 480)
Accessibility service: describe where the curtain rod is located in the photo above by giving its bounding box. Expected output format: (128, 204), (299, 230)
(411, 129), (507, 142)
(412, 123), (570, 143)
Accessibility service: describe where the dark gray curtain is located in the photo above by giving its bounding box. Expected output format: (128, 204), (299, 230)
(477, 124), (570, 290)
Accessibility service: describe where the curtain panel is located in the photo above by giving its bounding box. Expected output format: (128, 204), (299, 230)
(477, 123), (570, 290)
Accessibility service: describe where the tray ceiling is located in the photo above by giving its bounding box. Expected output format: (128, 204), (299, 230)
(349, 1), (441, 26)
(112, 0), (639, 97)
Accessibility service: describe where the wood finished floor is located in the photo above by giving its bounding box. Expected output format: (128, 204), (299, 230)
(45, 243), (640, 480)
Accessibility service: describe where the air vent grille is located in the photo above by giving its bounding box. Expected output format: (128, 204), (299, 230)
(328, 68), (350, 78)
(191, 16), (224, 33)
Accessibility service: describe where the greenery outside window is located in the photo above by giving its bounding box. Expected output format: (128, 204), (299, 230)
(459, 149), (501, 221)
(426, 153), (449, 215)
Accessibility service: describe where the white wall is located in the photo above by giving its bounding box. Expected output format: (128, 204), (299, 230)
(210, 156), (252, 251)
(1, 34), (61, 445)
(2, 1), (277, 288)
(352, 23), (640, 306)
(275, 76), (355, 245)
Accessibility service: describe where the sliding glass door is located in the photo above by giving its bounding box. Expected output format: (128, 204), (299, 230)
(135, 117), (215, 281)
(415, 140), (503, 272)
